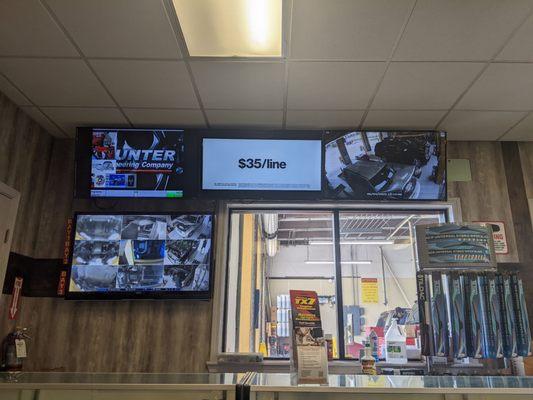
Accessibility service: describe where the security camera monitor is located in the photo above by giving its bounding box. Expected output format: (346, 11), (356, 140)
(324, 131), (446, 201)
(66, 213), (214, 300)
(75, 128), (198, 198)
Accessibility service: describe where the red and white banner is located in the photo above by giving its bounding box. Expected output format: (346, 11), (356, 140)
(8, 277), (23, 320)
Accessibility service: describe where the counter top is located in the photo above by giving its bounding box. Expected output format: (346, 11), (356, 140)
(248, 373), (533, 394)
(1, 372), (532, 395)
(0, 372), (240, 390)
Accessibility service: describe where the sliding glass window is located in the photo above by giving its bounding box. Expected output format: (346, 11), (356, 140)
(224, 208), (446, 359)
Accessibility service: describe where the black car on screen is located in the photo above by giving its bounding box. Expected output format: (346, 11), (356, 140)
(339, 160), (419, 199)
(374, 137), (431, 165)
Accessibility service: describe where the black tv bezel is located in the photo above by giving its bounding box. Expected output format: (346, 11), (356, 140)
(74, 127), (199, 200)
(65, 211), (215, 300)
(322, 129), (448, 202)
(196, 129), (326, 200)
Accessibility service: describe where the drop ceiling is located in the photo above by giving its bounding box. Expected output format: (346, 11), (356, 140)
(1, 0), (533, 141)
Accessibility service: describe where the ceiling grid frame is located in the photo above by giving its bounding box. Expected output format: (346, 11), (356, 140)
(38, 0), (135, 131)
(0, 0), (531, 139)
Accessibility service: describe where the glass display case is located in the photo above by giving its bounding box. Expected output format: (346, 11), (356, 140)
(246, 373), (533, 400)
(0, 372), (239, 400)
(1, 372), (532, 400)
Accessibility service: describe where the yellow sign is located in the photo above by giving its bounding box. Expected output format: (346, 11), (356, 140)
(361, 278), (379, 303)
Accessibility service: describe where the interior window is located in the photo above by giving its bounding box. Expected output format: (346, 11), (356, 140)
(224, 208), (446, 359)
(339, 211), (444, 359)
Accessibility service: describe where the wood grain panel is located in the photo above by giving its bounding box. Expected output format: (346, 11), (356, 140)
(0, 295), (212, 372)
(0, 92), (54, 257)
(519, 143), (533, 199)
(447, 141), (518, 262)
(34, 139), (75, 258)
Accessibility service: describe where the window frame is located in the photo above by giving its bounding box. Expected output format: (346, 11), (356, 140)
(208, 201), (459, 367)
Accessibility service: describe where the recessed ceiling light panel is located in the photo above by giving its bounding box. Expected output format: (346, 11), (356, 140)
(173, 0), (282, 57)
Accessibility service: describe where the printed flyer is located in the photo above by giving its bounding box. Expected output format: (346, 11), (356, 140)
(415, 223), (497, 271)
(289, 290), (329, 384)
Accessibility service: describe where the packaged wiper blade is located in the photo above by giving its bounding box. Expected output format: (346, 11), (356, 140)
(477, 275), (501, 358)
(487, 273), (503, 358)
(510, 273), (532, 356)
(448, 273), (467, 358)
(416, 272), (431, 356)
(465, 274), (484, 358)
(497, 273), (517, 358)
(431, 273), (449, 357)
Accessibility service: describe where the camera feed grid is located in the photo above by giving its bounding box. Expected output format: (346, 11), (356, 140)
(70, 214), (212, 293)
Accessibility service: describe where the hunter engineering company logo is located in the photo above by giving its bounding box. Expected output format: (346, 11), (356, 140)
(115, 148), (177, 172)
(91, 129), (184, 191)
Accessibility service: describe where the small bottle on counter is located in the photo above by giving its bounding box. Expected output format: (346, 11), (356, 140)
(325, 334), (334, 361)
(361, 343), (377, 375)
(368, 329), (379, 361)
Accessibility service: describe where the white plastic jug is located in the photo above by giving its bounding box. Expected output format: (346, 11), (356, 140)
(384, 318), (407, 364)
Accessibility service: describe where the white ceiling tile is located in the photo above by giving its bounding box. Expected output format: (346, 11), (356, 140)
(500, 113), (533, 141)
(40, 106), (129, 137)
(20, 106), (66, 137)
(373, 62), (483, 109)
(290, 0), (414, 60)
(0, 75), (31, 106)
(286, 110), (363, 129)
(497, 15), (533, 61)
(394, 0), (533, 61)
(90, 60), (198, 108)
(439, 110), (527, 140)
(47, 0), (181, 59)
(363, 110), (446, 129)
(0, 58), (114, 107)
(124, 108), (206, 128)
(287, 62), (386, 109)
(0, 0), (78, 57)
(191, 62), (284, 109)
(458, 63), (533, 110)
(206, 110), (282, 128)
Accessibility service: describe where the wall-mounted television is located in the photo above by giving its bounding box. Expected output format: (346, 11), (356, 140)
(75, 128), (198, 199)
(324, 131), (446, 201)
(200, 131), (323, 199)
(66, 212), (214, 300)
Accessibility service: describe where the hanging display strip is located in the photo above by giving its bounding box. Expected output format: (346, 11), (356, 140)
(415, 223), (497, 271)
(418, 272), (531, 360)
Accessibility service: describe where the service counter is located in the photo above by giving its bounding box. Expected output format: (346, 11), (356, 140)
(1, 372), (533, 400)
(0, 372), (239, 400)
(246, 373), (533, 399)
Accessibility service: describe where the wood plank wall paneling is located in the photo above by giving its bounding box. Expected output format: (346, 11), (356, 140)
(519, 143), (533, 225)
(0, 296), (212, 372)
(34, 139), (75, 259)
(447, 141), (519, 263)
(0, 93), (55, 257)
(519, 143), (533, 199)
(502, 142), (533, 326)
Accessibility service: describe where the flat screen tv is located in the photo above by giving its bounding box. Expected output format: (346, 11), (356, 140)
(200, 131), (323, 199)
(324, 131), (446, 201)
(75, 128), (198, 198)
(66, 212), (214, 300)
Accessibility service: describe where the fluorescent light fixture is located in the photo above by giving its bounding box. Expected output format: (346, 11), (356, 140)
(305, 261), (372, 265)
(310, 240), (395, 245)
(173, 0), (282, 57)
